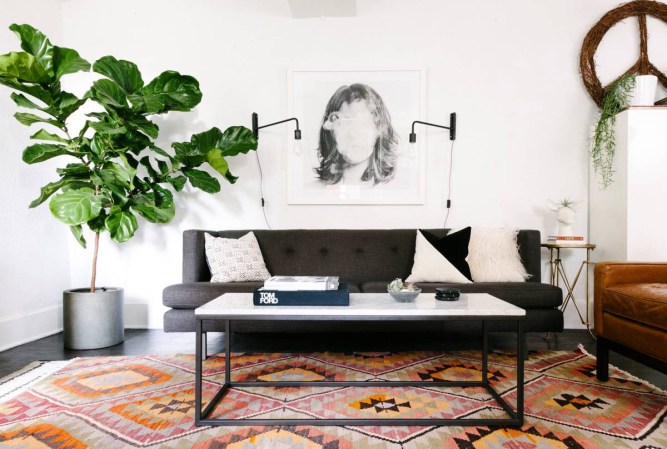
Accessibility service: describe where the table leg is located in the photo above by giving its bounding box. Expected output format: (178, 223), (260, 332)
(482, 321), (488, 385)
(225, 319), (231, 384)
(195, 319), (203, 425)
(517, 320), (525, 424)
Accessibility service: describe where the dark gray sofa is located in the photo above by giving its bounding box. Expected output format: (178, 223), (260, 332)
(163, 229), (563, 336)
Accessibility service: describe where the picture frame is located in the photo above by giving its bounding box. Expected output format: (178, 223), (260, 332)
(287, 68), (425, 205)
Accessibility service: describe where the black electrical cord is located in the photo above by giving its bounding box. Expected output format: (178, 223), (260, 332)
(255, 150), (271, 229)
(444, 139), (455, 229)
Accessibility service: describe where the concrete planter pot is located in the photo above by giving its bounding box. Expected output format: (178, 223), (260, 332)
(63, 287), (124, 350)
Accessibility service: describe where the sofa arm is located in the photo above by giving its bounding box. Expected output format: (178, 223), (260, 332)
(594, 262), (667, 335)
(595, 262), (667, 287)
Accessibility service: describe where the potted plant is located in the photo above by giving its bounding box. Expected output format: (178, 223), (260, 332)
(591, 74), (635, 189)
(0, 24), (258, 349)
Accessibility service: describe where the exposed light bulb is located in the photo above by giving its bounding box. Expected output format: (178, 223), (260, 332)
(408, 141), (416, 159)
(408, 132), (417, 159)
(293, 139), (302, 156)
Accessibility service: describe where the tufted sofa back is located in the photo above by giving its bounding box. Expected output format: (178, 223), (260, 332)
(182, 229), (542, 284)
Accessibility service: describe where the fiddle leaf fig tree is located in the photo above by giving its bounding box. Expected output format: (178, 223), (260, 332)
(0, 24), (258, 292)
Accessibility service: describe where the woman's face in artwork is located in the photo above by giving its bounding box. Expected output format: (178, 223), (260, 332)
(323, 99), (379, 165)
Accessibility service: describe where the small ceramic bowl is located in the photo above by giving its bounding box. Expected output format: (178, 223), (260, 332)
(388, 288), (422, 303)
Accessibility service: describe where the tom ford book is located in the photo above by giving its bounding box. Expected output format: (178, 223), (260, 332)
(253, 283), (349, 306)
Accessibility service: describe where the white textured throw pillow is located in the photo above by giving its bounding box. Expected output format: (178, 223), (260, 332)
(406, 230), (472, 283)
(204, 232), (271, 282)
(467, 228), (530, 282)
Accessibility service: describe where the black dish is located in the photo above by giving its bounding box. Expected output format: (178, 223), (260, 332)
(435, 288), (460, 301)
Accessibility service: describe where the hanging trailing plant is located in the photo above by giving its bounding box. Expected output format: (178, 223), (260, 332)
(591, 74), (635, 189)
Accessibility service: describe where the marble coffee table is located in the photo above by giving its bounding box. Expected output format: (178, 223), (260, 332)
(194, 292), (525, 427)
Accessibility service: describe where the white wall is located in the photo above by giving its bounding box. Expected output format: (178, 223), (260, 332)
(0, 0), (71, 351)
(2, 0), (661, 347)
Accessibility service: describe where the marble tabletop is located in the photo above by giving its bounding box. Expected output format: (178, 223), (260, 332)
(196, 292), (525, 320)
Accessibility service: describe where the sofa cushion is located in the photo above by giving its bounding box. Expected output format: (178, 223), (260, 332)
(163, 282), (265, 309)
(602, 283), (667, 331)
(204, 232), (271, 282)
(164, 280), (363, 309)
(468, 228), (530, 282)
(360, 281), (562, 309)
(405, 230), (471, 284)
(420, 227), (472, 280)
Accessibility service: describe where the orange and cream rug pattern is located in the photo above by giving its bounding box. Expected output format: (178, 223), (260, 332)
(0, 348), (665, 448)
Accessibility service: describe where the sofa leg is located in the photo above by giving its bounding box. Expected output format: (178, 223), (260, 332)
(200, 332), (207, 361)
(596, 337), (609, 382)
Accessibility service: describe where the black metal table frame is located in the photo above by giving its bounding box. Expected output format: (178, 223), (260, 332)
(195, 312), (524, 427)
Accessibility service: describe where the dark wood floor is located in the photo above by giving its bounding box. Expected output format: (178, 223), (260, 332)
(1, 329), (664, 389)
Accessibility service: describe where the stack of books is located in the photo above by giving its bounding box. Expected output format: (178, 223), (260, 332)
(254, 276), (348, 306)
(262, 275), (339, 291)
(546, 235), (585, 244)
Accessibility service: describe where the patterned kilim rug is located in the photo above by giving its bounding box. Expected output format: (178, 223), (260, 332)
(0, 348), (665, 448)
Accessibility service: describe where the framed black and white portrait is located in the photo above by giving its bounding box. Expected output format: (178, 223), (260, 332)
(287, 68), (425, 205)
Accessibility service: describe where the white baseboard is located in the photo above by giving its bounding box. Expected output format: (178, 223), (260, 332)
(0, 305), (63, 352)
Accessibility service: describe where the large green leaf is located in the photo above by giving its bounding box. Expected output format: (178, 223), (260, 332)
(11, 92), (44, 110)
(9, 24), (54, 76)
(88, 79), (127, 108)
(93, 169), (129, 203)
(206, 149), (229, 177)
(126, 114), (158, 139)
(219, 126), (257, 156)
(86, 210), (107, 233)
(14, 112), (61, 128)
(0, 76), (53, 103)
(156, 158), (169, 175)
(54, 91), (87, 121)
(49, 189), (102, 225)
(90, 133), (107, 160)
(30, 129), (69, 144)
(131, 193), (174, 223)
(29, 178), (68, 207)
(93, 55), (143, 94)
(104, 161), (133, 188)
(182, 168), (220, 193)
(56, 163), (90, 177)
(105, 209), (138, 242)
(140, 156), (159, 180)
(189, 127), (222, 154)
(0, 52), (49, 83)
(52, 46), (90, 79)
(168, 175), (186, 191)
(89, 119), (127, 136)
(22, 143), (69, 164)
(224, 170), (239, 184)
(172, 141), (206, 167)
(130, 70), (201, 114)
(152, 184), (173, 208)
(172, 127), (256, 173)
(69, 224), (86, 248)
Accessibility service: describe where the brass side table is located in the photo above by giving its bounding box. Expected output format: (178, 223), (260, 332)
(541, 242), (596, 338)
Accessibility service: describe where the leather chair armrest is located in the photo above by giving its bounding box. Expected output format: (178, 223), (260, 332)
(595, 262), (667, 287)
(594, 262), (667, 335)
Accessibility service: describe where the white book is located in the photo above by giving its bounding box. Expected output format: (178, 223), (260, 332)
(263, 275), (339, 291)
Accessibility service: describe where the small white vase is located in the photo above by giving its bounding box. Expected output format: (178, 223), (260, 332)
(631, 75), (658, 106)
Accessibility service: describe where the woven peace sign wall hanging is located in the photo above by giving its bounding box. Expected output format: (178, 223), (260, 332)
(580, 0), (667, 107)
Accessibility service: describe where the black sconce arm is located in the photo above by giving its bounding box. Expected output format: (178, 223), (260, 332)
(409, 112), (457, 142)
(252, 112), (301, 140)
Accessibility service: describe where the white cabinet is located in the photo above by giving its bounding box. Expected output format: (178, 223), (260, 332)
(588, 108), (667, 262)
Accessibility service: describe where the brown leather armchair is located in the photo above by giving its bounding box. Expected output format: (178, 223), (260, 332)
(594, 262), (667, 381)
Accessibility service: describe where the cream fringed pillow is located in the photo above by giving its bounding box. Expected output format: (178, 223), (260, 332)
(204, 232), (271, 282)
(467, 228), (530, 282)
